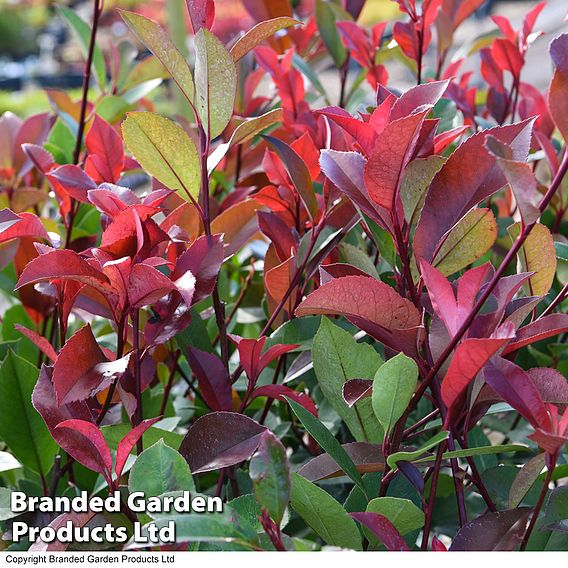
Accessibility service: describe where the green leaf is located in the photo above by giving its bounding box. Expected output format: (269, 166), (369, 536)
(315, 0), (347, 67)
(290, 473), (362, 550)
(555, 241), (568, 262)
(543, 486), (568, 532)
(433, 208), (497, 276)
(129, 440), (195, 497)
(194, 29), (237, 138)
(413, 444), (530, 464)
(120, 10), (195, 106)
(286, 397), (367, 497)
(366, 497), (424, 535)
(387, 431), (449, 470)
(122, 112), (200, 201)
(372, 353), (418, 436)
(509, 453), (546, 509)
(312, 317), (383, 442)
(250, 433), (291, 525)
(58, 6), (106, 89)
(0, 351), (57, 475)
(128, 508), (258, 550)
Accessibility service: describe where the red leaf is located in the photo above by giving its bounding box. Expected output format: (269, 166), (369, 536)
(16, 248), (114, 301)
(319, 149), (393, 233)
(32, 365), (94, 433)
(171, 233), (224, 305)
(414, 120), (533, 263)
(317, 107), (376, 154)
(483, 357), (552, 431)
(14, 324), (57, 363)
(186, 348), (232, 411)
(421, 261), (459, 336)
(0, 209), (21, 233)
(492, 38), (523, 77)
(365, 109), (430, 211)
(115, 417), (161, 479)
(449, 508), (532, 551)
(54, 419), (113, 485)
(441, 323), (515, 415)
(434, 125), (469, 153)
(548, 33), (568, 145)
(342, 379), (373, 407)
(252, 384), (317, 416)
(389, 80), (449, 122)
(502, 314), (568, 355)
(0, 212), (49, 245)
(186, 0), (215, 34)
(84, 116), (124, 184)
(295, 276), (422, 356)
(350, 512), (410, 551)
(127, 262), (177, 308)
(47, 164), (97, 203)
(179, 412), (267, 473)
(53, 324), (130, 405)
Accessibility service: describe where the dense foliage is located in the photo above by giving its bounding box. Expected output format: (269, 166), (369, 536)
(0, 0), (567, 552)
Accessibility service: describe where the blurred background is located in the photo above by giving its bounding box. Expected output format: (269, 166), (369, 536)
(0, 0), (567, 117)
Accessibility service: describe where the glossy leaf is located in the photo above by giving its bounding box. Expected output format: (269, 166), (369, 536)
(286, 397), (367, 496)
(449, 508), (532, 551)
(298, 442), (385, 481)
(0, 352), (57, 476)
(129, 439), (195, 497)
(291, 473), (363, 550)
(249, 432), (291, 524)
(179, 412), (267, 474)
(372, 353), (418, 436)
(366, 497), (425, 536)
(312, 317), (383, 442)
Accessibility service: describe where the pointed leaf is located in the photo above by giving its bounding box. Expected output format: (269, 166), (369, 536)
(194, 29), (236, 138)
(250, 432), (291, 525)
(372, 353), (418, 436)
(231, 17), (300, 62)
(291, 473), (362, 550)
(120, 10), (195, 105)
(54, 419), (113, 484)
(286, 397), (367, 496)
(115, 417), (162, 480)
(128, 439), (195, 497)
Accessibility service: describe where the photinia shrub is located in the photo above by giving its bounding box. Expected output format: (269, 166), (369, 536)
(0, 0), (567, 553)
